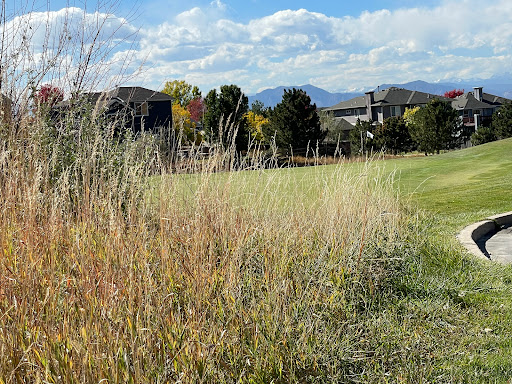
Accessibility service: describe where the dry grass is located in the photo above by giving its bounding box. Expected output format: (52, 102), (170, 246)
(0, 108), (413, 382)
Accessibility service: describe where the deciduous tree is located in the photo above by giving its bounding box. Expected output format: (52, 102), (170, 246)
(443, 89), (465, 98)
(187, 97), (205, 123)
(245, 111), (269, 142)
(162, 80), (201, 107)
(172, 104), (201, 144)
(35, 84), (64, 108)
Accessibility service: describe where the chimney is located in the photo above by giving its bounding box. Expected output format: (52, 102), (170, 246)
(365, 91), (374, 119)
(474, 86), (483, 101)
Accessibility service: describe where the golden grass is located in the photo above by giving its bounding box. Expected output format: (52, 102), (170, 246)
(0, 115), (411, 382)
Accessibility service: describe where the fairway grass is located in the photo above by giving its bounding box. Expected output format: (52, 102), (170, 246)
(386, 138), (512, 225)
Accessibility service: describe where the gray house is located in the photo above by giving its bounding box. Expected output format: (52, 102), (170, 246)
(56, 86), (174, 135)
(324, 87), (452, 125)
(451, 87), (510, 129)
(325, 86), (511, 131)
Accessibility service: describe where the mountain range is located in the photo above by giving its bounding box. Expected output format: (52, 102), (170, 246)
(248, 79), (512, 108)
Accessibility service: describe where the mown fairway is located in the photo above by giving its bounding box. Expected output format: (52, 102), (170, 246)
(386, 137), (512, 228)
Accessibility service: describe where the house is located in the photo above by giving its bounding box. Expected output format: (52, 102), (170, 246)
(324, 87), (452, 125)
(89, 86), (173, 133)
(56, 86), (174, 134)
(325, 86), (511, 132)
(451, 87), (510, 130)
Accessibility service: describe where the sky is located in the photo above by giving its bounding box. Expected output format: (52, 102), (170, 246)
(5, 0), (512, 96)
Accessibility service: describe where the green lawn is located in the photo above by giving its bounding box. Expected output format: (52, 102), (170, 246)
(384, 138), (512, 229)
(176, 138), (512, 228)
(377, 139), (512, 382)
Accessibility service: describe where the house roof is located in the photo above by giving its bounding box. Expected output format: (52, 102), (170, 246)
(325, 87), (452, 111)
(450, 89), (512, 110)
(110, 87), (173, 103)
(482, 93), (510, 106)
(326, 95), (367, 110)
(56, 86), (173, 109)
(451, 92), (494, 110)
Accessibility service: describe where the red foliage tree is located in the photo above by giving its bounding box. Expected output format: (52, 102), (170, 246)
(35, 84), (64, 107)
(186, 97), (205, 122)
(443, 89), (465, 98)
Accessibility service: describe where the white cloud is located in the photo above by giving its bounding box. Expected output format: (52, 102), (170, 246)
(8, 0), (512, 95)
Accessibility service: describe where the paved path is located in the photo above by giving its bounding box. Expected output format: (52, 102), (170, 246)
(482, 225), (512, 264)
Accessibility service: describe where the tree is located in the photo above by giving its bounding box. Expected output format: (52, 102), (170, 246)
(375, 116), (413, 154)
(270, 88), (325, 149)
(245, 111), (269, 142)
(161, 80), (201, 107)
(172, 104), (199, 144)
(471, 126), (497, 146)
(35, 84), (64, 108)
(443, 89), (465, 98)
(320, 110), (347, 144)
(408, 99), (462, 155)
(203, 85), (249, 150)
(492, 101), (512, 139)
(187, 97), (205, 123)
(349, 118), (375, 155)
(251, 100), (270, 118)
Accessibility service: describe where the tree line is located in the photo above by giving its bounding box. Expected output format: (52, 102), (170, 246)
(35, 81), (512, 157)
(162, 80), (326, 153)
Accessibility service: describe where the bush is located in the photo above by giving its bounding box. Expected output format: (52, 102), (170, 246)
(471, 126), (497, 146)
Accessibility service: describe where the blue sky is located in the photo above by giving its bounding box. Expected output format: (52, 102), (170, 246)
(7, 0), (512, 96)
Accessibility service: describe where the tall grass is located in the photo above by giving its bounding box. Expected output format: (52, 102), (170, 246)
(0, 96), (421, 382)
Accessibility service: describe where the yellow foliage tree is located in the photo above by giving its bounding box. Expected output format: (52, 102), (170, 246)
(162, 80), (201, 107)
(172, 104), (202, 144)
(403, 106), (420, 127)
(245, 111), (269, 142)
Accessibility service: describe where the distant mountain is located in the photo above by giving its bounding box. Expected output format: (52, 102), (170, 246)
(248, 84), (361, 108)
(377, 79), (512, 98)
(248, 79), (512, 110)
(375, 80), (457, 96)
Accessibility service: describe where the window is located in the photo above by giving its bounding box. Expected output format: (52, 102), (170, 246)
(463, 110), (471, 118)
(345, 109), (352, 115)
(135, 102), (148, 116)
(390, 106), (401, 117)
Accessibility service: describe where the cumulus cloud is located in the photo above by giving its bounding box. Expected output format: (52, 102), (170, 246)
(8, 0), (512, 95)
(133, 0), (512, 93)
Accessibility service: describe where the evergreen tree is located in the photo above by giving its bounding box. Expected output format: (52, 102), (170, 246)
(349, 118), (375, 155)
(375, 116), (413, 154)
(492, 101), (512, 139)
(270, 88), (325, 149)
(203, 85), (249, 151)
(409, 99), (461, 155)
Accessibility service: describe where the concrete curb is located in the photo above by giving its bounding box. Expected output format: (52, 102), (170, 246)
(457, 211), (512, 261)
